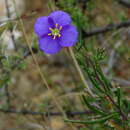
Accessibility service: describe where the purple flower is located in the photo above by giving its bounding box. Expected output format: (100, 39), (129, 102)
(34, 11), (78, 54)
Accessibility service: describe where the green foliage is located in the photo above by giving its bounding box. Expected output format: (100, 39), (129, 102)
(82, 95), (107, 116)
(0, 0), (129, 129)
(67, 47), (130, 128)
(65, 113), (119, 124)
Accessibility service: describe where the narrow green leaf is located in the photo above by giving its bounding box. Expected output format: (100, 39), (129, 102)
(117, 87), (121, 109)
(82, 95), (106, 116)
(96, 64), (112, 92)
(65, 113), (119, 124)
(85, 68), (105, 93)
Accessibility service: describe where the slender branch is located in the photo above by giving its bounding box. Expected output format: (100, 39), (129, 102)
(86, 57), (128, 121)
(84, 20), (130, 37)
(11, 47), (38, 70)
(5, 0), (17, 50)
(12, 0), (74, 125)
(4, 85), (11, 108)
(0, 108), (93, 116)
(5, 0), (10, 18)
(68, 47), (95, 97)
(1, 16), (130, 39)
(118, 0), (130, 8)
(107, 95), (128, 121)
(112, 77), (130, 86)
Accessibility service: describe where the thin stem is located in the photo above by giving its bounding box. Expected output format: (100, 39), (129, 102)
(68, 47), (95, 97)
(12, 0), (66, 119)
(84, 19), (130, 37)
(12, 2), (77, 130)
(4, 85), (11, 108)
(86, 56), (128, 121)
(5, 0), (17, 50)
(0, 108), (93, 116)
(119, 0), (130, 8)
(107, 95), (128, 121)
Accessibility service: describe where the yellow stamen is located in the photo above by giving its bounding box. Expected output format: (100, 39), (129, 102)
(48, 25), (62, 39)
(53, 35), (56, 39)
(56, 23), (58, 28)
(59, 26), (62, 30)
(49, 27), (53, 31)
(58, 34), (61, 37)
(48, 33), (52, 36)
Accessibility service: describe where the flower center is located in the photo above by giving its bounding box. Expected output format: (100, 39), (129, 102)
(51, 28), (60, 36)
(48, 23), (62, 39)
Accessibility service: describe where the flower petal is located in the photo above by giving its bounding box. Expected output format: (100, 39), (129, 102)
(49, 11), (72, 26)
(59, 25), (78, 47)
(39, 36), (62, 54)
(34, 16), (50, 37)
(48, 17), (55, 28)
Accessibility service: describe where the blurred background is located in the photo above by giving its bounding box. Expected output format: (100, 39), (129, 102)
(0, 0), (130, 129)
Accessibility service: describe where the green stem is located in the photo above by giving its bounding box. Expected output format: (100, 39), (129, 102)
(68, 47), (95, 97)
(64, 113), (119, 124)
